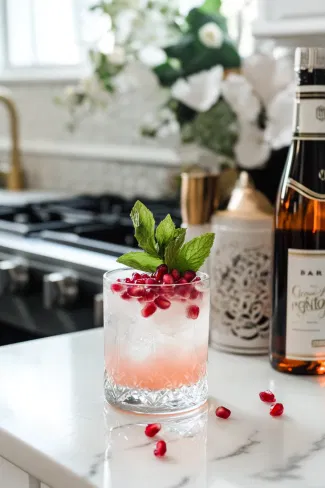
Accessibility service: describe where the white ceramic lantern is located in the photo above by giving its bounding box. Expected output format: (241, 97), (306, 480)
(210, 172), (274, 355)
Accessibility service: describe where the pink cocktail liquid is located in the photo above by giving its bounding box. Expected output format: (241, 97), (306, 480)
(106, 346), (207, 390)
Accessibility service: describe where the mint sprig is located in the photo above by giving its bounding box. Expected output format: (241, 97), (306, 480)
(117, 201), (215, 273)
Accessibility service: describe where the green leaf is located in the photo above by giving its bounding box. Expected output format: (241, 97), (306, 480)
(164, 34), (196, 64)
(183, 38), (241, 76)
(153, 62), (182, 87)
(201, 0), (222, 13)
(164, 228), (187, 270)
(174, 233), (215, 273)
(130, 201), (159, 257)
(156, 214), (176, 258)
(117, 252), (163, 273)
(187, 8), (228, 34)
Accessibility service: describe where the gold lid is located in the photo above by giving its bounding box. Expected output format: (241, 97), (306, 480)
(218, 171), (273, 220)
(181, 169), (220, 225)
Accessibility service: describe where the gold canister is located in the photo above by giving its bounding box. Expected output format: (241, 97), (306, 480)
(181, 170), (220, 226)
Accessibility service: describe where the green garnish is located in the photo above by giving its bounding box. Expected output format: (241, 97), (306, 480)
(117, 201), (215, 273)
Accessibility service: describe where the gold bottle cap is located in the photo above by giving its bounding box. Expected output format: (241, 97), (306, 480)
(181, 169), (220, 225)
(218, 171), (273, 220)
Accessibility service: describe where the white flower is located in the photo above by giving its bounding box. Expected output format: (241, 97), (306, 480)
(243, 53), (294, 106)
(198, 22), (223, 48)
(171, 65), (224, 112)
(265, 82), (295, 150)
(222, 74), (260, 123)
(108, 46), (126, 66)
(139, 46), (167, 67)
(235, 121), (271, 169)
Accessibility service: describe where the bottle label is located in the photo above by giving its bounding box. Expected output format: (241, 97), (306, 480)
(294, 86), (325, 139)
(286, 249), (325, 361)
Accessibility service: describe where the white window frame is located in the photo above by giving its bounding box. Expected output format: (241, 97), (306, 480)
(0, 0), (90, 83)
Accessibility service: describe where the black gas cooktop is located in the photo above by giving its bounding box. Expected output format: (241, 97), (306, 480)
(0, 194), (181, 255)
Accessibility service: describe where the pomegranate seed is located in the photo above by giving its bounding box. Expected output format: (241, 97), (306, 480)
(186, 305), (200, 319)
(145, 278), (157, 285)
(125, 278), (132, 283)
(154, 440), (167, 457)
(183, 270), (196, 282)
(141, 289), (156, 302)
(111, 283), (124, 293)
(215, 406), (231, 419)
(171, 269), (181, 281)
(121, 291), (131, 300)
(259, 390), (276, 403)
(132, 272), (141, 280)
(270, 403), (284, 417)
(161, 286), (175, 298)
(141, 302), (157, 318)
(193, 277), (201, 282)
(155, 296), (171, 310)
(140, 273), (150, 278)
(155, 264), (168, 281)
(145, 423), (161, 437)
(128, 286), (144, 297)
(178, 278), (187, 284)
(189, 288), (203, 300)
(163, 274), (174, 285)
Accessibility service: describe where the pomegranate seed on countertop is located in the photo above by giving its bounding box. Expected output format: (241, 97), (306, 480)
(259, 390), (276, 403)
(215, 406), (231, 419)
(154, 440), (167, 457)
(270, 403), (284, 417)
(145, 423), (161, 437)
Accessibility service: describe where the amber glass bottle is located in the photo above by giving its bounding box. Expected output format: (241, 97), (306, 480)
(271, 48), (325, 375)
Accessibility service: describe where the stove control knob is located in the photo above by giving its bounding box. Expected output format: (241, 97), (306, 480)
(94, 293), (103, 327)
(0, 259), (29, 294)
(43, 271), (79, 309)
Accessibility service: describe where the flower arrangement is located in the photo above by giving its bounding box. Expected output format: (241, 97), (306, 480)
(58, 0), (294, 182)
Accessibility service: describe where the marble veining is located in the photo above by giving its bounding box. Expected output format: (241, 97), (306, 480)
(0, 329), (325, 488)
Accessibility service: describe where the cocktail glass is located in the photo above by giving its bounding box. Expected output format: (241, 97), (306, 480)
(104, 268), (210, 414)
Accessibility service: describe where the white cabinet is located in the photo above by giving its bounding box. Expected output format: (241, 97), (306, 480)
(0, 456), (29, 487)
(254, 0), (325, 47)
(0, 457), (47, 488)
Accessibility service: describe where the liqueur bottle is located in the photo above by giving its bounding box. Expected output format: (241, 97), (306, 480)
(271, 47), (325, 374)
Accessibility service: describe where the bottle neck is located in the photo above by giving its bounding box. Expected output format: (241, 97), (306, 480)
(293, 85), (325, 140)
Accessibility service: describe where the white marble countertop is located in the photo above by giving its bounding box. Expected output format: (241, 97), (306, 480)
(0, 329), (324, 488)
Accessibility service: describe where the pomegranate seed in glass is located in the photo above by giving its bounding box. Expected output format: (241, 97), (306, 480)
(103, 268), (210, 414)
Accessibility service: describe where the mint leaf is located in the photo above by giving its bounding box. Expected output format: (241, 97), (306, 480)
(156, 214), (176, 258)
(117, 252), (163, 272)
(164, 228), (187, 270)
(174, 233), (215, 273)
(130, 201), (159, 257)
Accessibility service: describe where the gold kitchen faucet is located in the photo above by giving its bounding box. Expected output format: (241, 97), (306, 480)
(0, 87), (23, 190)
